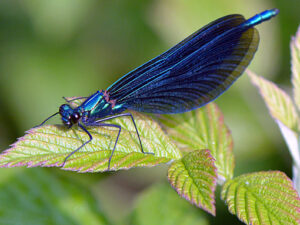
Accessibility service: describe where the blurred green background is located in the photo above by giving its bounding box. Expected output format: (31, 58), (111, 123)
(0, 0), (299, 224)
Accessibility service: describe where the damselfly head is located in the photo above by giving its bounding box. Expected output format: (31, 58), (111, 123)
(59, 104), (82, 128)
(59, 104), (75, 128)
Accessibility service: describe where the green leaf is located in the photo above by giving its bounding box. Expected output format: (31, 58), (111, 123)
(221, 171), (300, 225)
(0, 111), (181, 172)
(291, 26), (300, 111)
(157, 103), (234, 181)
(248, 70), (300, 132)
(131, 182), (209, 225)
(168, 149), (217, 215)
(0, 168), (109, 225)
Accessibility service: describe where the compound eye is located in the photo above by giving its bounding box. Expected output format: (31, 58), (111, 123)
(71, 112), (80, 123)
(59, 104), (71, 115)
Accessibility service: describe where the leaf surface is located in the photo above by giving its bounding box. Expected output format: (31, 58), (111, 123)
(291, 26), (300, 111)
(168, 149), (217, 215)
(157, 103), (234, 181)
(248, 70), (299, 132)
(221, 171), (300, 225)
(0, 111), (181, 172)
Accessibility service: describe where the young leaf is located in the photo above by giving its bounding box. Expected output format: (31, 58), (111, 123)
(168, 149), (217, 215)
(131, 182), (209, 225)
(0, 168), (109, 225)
(221, 171), (300, 225)
(291, 26), (300, 111)
(276, 120), (300, 178)
(248, 70), (300, 132)
(157, 103), (234, 181)
(0, 111), (181, 172)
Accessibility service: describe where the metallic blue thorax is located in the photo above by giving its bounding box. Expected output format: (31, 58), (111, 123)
(78, 91), (125, 123)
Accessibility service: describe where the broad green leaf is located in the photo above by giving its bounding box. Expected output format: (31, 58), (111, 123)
(291, 26), (300, 111)
(168, 149), (217, 215)
(248, 70), (300, 132)
(157, 103), (234, 181)
(221, 171), (300, 225)
(0, 168), (109, 225)
(0, 111), (181, 172)
(131, 182), (209, 225)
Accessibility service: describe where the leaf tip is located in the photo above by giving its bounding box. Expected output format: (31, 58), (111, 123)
(168, 149), (217, 216)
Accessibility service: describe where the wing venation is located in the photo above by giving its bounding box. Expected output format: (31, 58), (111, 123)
(108, 14), (259, 114)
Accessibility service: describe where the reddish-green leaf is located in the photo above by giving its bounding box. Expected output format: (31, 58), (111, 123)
(248, 70), (300, 132)
(168, 149), (217, 215)
(0, 111), (181, 172)
(157, 103), (234, 181)
(291, 26), (300, 111)
(221, 171), (300, 225)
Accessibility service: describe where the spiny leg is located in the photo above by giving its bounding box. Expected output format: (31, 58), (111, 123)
(95, 112), (154, 155)
(84, 121), (121, 170)
(63, 96), (88, 103)
(62, 123), (93, 167)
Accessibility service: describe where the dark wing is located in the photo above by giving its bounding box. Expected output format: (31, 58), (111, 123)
(107, 14), (259, 114)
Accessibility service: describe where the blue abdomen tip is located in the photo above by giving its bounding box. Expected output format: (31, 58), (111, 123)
(244, 8), (279, 27)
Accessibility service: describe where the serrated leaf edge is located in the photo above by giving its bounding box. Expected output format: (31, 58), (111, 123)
(168, 149), (217, 215)
(222, 171), (300, 225)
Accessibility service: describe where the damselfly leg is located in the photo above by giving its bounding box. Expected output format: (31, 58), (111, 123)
(62, 113), (154, 170)
(86, 113), (154, 170)
(62, 123), (93, 167)
(63, 96), (88, 103)
(82, 122), (121, 170)
(95, 113), (154, 155)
